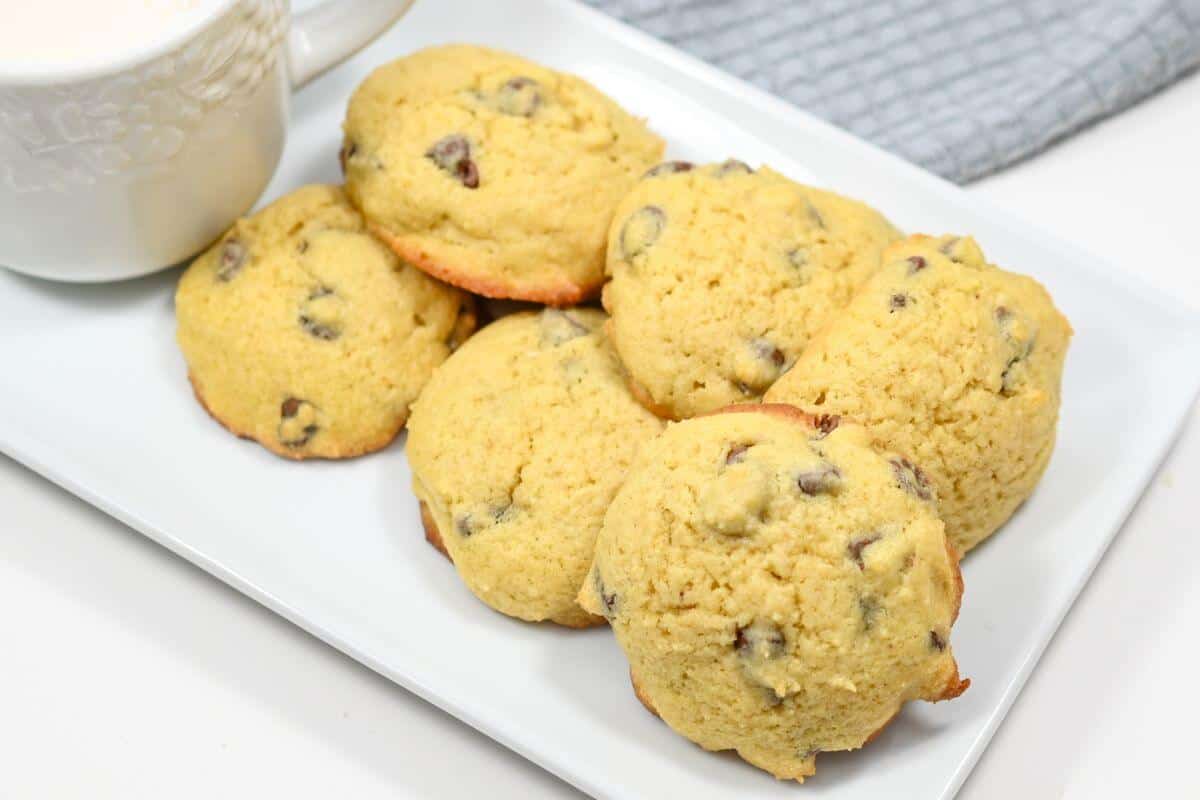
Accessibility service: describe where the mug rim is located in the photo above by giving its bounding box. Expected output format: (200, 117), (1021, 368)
(0, 0), (243, 86)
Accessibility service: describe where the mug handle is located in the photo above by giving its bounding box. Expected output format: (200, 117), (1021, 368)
(287, 0), (417, 88)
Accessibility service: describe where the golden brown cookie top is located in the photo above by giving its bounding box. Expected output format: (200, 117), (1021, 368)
(602, 162), (901, 419)
(407, 308), (664, 626)
(175, 184), (473, 460)
(766, 233), (1072, 551)
(580, 404), (967, 781)
(342, 45), (664, 305)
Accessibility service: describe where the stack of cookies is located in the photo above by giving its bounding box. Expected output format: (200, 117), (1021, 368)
(174, 44), (1072, 783)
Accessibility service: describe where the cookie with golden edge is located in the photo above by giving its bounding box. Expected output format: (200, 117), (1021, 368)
(419, 501), (450, 560)
(765, 234), (1072, 553)
(580, 403), (968, 782)
(176, 185), (475, 460)
(602, 161), (901, 419)
(342, 44), (665, 305)
(407, 308), (665, 627)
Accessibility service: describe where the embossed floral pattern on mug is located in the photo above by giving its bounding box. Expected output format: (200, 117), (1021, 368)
(0, 0), (287, 192)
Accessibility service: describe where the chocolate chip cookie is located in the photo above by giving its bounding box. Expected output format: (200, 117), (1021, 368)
(603, 161), (901, 419)
(765, 234), (1072, 552)
(175, 185), (475, 460)
(579, 404), (968, 781)
(342, 45), (665, 305)
(407, 308), (664, 627)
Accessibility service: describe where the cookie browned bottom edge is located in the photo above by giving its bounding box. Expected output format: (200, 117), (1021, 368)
(629, 668), (659, 717)
(625, 373), (680, 421)
(946, 538), (965, 624)
(187, 372), (406, 461)
(936, 538), (971, 700)
(369, 221), (601, 307)
(418, 500), (452, 562)
(551, 610), (607, 629)
(603, 319), (681, 421)
(940, 675), (971, 701)
(863, 709), (902, 746)
(703, 401), (826, 429)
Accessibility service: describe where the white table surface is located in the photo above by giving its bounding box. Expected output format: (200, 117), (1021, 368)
(3, 63), (1198, 800)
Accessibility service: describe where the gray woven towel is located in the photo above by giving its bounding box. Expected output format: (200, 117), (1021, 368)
(587, 0), (1200, 182)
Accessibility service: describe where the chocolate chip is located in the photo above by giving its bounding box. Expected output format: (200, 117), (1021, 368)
(339, 140), (357, 174)
(859, 596), (881, 631)
(643, 160), (693, 178)
(786, 247), (810, 285)
(539, 309), (590, 346)
(619, 205), (666, 260)
(735, 621), (786, 660)
(930, 630), (947, 651)
(811, 414), (840, 439)
(751, 338), (786, 368)
(796, 463), (842, 496)
(1000, 345), (1035, 396)
(456, 498), (515, 537)
(847, 533), (882, 569)
(890, 293), (909, 311)
(936, 235), (974, 266)
(594, 571), (618, 619)
(939, 236), (985, 265)
(278, 397), (318, 448)
(216, 238), (247, 282)
(298, 286), (341, 341)
(714, 158), (753, 176)
(995, 308), (1035, 396)
(496, 76), (541, 116)
(891, 456), (932, 501)
(299, 317), (338, 341)
(492, 503), (516, 524)
(426, 134), (479, 189)
(725, 443), (750, 465)
(906, 255), (927, 274)
(1000, 357), (1020, 394)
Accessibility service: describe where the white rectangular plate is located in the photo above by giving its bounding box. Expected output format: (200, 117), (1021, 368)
(3, 2), (1199, 798)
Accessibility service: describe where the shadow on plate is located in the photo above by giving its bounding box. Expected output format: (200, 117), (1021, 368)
(0, 262), (182, 315)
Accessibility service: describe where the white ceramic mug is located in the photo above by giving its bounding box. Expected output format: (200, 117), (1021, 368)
(0, 0), (414, 282)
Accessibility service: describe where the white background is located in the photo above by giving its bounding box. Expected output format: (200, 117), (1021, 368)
(2, 49), (1198, 800)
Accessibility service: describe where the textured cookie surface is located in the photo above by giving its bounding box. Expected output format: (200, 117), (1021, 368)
(343, 45), (665, 305)
(407, 309), (664, 627)
(603, 162), (901, 419)
(766, 234), (1072, 552)
(579, 405), (968, 781)
(176, 185), (474, 460)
